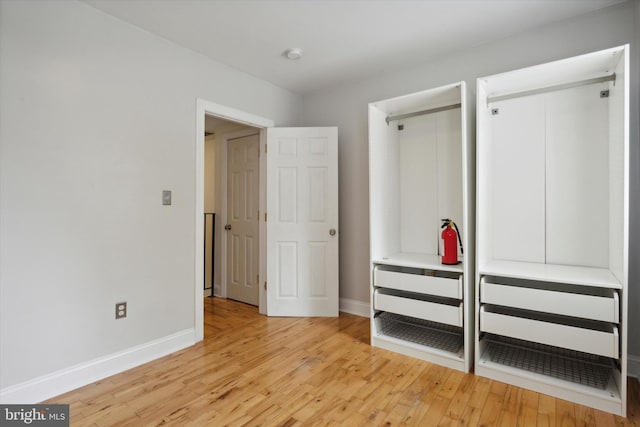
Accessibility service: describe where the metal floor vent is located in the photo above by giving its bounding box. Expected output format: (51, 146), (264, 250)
(377, 312), (463, 354)
(483, 334), (614, 390)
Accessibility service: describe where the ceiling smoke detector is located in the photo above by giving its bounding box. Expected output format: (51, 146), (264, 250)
(284, 48), (303, 60)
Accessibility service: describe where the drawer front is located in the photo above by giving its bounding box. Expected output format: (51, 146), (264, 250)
(375, 269), (462, 299)
(374, 290), (463, 327)
(480, 307), (618, 358)
(480, 277), (619, 323)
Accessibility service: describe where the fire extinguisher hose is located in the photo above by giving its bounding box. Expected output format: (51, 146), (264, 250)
(451, 221), (464, 254)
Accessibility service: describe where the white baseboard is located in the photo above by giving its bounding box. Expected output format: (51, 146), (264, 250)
(629, 354), (640, 379)
(0, 328), (195, 404)
(339, 298), (370, 317)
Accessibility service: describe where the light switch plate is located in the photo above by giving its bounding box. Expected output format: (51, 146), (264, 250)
(162, 190), (172, 205)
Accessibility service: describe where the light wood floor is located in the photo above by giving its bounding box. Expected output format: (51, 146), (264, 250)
(48, 298), (639, 426)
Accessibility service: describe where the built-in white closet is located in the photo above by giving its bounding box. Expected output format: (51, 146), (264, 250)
(475, 45), (629, 415)
(369, 82), (474, 372)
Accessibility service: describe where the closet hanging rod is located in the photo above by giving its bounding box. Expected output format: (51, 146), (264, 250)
(487, 73), (615, 104)
(386, 103), (461, 124)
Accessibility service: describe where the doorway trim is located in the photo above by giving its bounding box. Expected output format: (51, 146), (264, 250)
(196, 99), (274, 342)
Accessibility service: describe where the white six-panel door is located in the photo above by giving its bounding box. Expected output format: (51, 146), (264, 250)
(226, 133), (260, 305)
(266, 127), (339, 316)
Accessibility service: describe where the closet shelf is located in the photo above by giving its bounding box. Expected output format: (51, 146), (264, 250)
(479, 260), (621, 289)
(374, 252), (463, 273)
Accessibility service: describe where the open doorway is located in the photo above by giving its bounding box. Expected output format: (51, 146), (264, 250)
(195, 100), (340, 343)
(203, 115), (259, 304)
(195, 99), (275, 342)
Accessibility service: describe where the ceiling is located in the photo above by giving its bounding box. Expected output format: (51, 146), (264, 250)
(81, 0), (626, 95)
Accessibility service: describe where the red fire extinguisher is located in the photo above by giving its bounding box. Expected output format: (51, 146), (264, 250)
(441, 219), (463, 265)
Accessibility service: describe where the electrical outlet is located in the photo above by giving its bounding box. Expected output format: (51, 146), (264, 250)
(116, 302), (127, 319)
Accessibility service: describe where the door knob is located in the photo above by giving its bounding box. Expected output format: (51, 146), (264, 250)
(224, 224), (232, 231)
(329, 228), (336, 236)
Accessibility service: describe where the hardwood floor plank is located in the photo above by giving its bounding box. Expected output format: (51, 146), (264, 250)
(436, 373), (480, 425)
(517, 389), (540, 427)
(477, 384), (505, 426)
(555, 399), (576, 427)
(629, 378), (640, 426)
(418, 394), (451, 425)
(538, 394), (558, 427)
(497, 385), (524, 426)
(575, 403), (597, 427)
(449, 377), (490, 427)
(41, 298), (638, 426)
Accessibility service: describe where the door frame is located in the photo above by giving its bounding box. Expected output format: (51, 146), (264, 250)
(218, 128), (260, 304)
(195, 99), (273, 342)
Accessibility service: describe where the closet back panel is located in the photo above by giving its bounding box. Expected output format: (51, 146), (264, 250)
(437, 110), (464, 256)
(399, 114), (438, 254)
(546, 84), (609, 268)
(490, 84), (611, 267)
(490, 95), (546, 263)
(398, 109), (463, 256)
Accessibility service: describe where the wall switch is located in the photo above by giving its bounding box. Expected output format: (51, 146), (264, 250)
(162, 190), (172, 205)
(116, 302), (127, 319)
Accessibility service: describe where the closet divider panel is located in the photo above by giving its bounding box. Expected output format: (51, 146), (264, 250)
(545, 84), (610, 267)
(490, 95), (546, 263)
(607, 54), (627, 283)
(475, 83), (493, 267)
(368, 106), (401, 261)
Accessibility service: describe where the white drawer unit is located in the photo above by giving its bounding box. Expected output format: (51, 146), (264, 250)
(374, 288), (463, 327)
(375, 266), (462, 299)
(479, 306), (619, 358)
(480, 276), (619, 323)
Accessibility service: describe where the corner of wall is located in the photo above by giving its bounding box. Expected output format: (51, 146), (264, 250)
(339, 298), (370, 317)
(629, 354), (640, 379)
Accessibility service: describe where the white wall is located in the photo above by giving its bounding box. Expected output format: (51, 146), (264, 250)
(0, 0), (301, 393)
(302, 1), (640, 358)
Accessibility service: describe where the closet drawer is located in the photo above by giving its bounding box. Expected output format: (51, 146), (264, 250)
(480, 276), (619, 323)
(374, 289), (463, 327)
(480, 306), (618, 358)
(374, 268), (462, 299)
